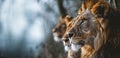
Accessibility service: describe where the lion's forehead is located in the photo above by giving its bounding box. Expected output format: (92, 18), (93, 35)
(67, 20), (78, 32)
(64, 20), (79, 38)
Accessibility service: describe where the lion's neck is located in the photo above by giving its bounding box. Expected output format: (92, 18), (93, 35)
(81, 45), (94, 58)
(67, 49), (81, 58)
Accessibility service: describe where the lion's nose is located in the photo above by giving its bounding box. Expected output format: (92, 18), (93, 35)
(68, 32), (74, 38)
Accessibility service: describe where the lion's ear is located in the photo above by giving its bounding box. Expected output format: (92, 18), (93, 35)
(78, 8), (82, 14)
(91, 2), (109, 17)
(65, 15), (72, 25)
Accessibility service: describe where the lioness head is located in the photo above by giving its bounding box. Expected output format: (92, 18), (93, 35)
(63, 1), (109, 53)
(63, 9), (97, 52)
(52, 16), (73, 42)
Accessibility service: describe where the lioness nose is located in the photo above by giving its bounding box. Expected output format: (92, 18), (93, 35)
(68, 32), (74, 38)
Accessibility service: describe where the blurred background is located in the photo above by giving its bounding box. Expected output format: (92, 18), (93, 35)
(0, 0), (81, 58)
(0, 0), (120, 58)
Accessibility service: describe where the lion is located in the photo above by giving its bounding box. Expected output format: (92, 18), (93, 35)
(64, 0), (99, 57)
(63, 0), (99, 55)
(52, 15), (73, 42)
(63, 1), (120, 58)
(62, 16), (82, 52)
(52, 15), (74, 52)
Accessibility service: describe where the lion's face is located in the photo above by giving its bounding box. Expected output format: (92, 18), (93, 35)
(63, 9), (101, 52)
(52, 16), (73, 43)
(52, 16), (66, 42)
(63, 1), (109, 52)
(62, 18), (77, 51)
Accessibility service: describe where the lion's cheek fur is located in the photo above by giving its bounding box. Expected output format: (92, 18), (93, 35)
(81, 45), (95, 58)
(71, 44), (81, 52)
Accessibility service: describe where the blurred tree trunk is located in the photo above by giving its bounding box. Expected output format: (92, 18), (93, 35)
(57, 0), (67, 17)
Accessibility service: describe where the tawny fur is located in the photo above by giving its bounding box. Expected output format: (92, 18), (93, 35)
(63, 0), (120, 58)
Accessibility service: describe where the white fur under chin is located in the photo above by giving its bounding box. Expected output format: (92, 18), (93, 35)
(53, 33), (61, 42)
(64, 46), (71, 52)
(71, 44), (81, 52)
(63, 40), (71, 52)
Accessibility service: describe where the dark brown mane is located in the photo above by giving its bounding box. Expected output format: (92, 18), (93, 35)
(91, 1), (120, 58)
(62, 1), (120, 58)
(78, 1), (120, 58)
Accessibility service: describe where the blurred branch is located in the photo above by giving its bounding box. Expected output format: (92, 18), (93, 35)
(108, 0), (117, 8)
(57, 0), (67, 17)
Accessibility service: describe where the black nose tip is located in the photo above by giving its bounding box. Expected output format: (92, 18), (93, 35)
(68, 32), (73, 38)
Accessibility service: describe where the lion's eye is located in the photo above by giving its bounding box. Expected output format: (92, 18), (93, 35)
(81, 21), (87, 27)
(78, 20), (84, 26)
(79, 18), (87, 26)
(81, 20), (89, 32)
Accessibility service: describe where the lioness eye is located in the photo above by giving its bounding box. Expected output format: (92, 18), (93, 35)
(81, 21), (87, 27)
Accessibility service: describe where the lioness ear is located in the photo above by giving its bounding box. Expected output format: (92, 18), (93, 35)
(91, 1), (109, 17)
(78, 8), (82, 14)
(65, 15), (72, 25)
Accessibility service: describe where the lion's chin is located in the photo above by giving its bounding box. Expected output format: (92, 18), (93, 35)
(71, 44), (81, 52)
(64, 46), (71, 52)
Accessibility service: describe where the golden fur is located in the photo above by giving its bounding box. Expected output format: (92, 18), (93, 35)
(52, 15), (72, 42)
(67, 49), (81, 58)
(78, 0), (99, 14)
(63, 0), (120, 58)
